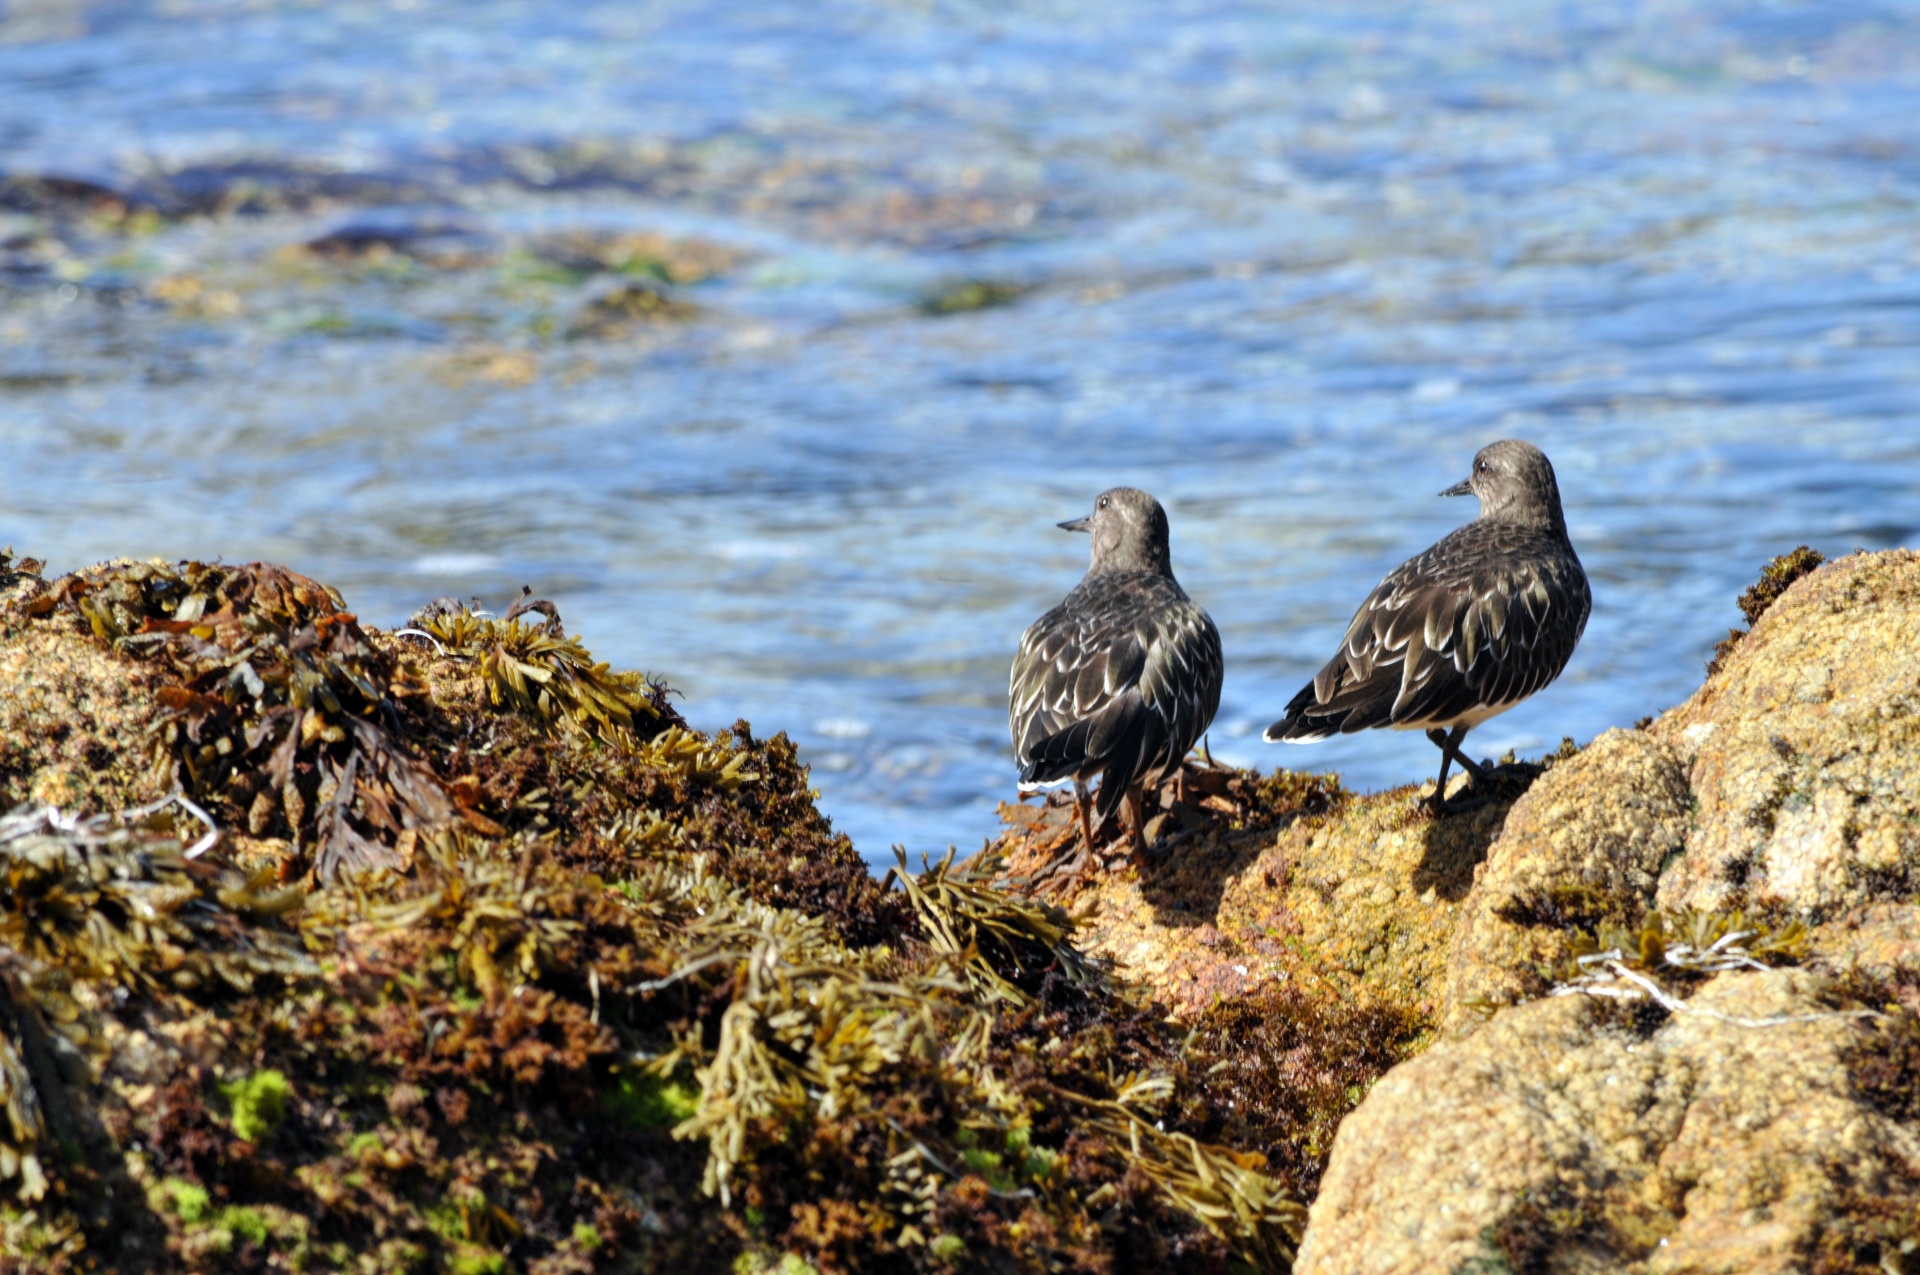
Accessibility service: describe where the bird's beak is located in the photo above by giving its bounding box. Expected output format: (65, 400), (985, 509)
(1057, 515), (1093, 533)
(1438, 478), (1473, 497)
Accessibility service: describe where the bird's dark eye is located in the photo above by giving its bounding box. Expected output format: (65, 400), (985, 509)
(1097, 496), (1109, 509)
(1474, 460), (1488, 473)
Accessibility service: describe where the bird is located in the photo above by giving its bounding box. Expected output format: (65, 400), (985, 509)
(1010, 487), (1223, 861)
(1263, 439), (1590, 812)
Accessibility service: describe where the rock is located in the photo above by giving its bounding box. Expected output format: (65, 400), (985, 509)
(1441, 728), (1691, 1033)
(1298, 550), (1920, 1273)
(1297, 969), (1919, 1275)
(1652, 550), (1920, 927)
(302, 210), (495, 268)
(0, 563), (173, 814)
(566, 281), (699, 338)
(993, 766), (1531, 1023)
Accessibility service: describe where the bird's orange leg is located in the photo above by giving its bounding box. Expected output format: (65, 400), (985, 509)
(1123, 785), (1147, 857)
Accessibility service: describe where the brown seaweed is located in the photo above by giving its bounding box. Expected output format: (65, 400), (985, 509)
(0, 554), (1321, 1274)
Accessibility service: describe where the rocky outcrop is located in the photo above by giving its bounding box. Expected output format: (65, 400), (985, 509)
(1435, 549), (1920, 1033)
(1000, 548), (1920, 1275)
(1297, 969), (1918, 1275)
(1295, 549), (1920, 1275)
(4, 544), (1916, 1275)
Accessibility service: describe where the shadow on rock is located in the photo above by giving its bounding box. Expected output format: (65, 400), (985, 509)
(1410, 761), (1558, 903)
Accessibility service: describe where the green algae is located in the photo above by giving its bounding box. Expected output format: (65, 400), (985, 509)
(218, 1069), (292, 1143)
(605, 1071), (701, 1132)
(153, 1177), (212, 1224)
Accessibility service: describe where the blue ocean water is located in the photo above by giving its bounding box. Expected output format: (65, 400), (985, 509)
(1, 0), (1917, 864)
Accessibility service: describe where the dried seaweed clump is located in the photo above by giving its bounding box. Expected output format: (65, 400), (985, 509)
(20, 559), (457, 881)
(1707, 545), (1826, 676)
(1543, 909), (1811, 1027)
(409, 594), (675, 746)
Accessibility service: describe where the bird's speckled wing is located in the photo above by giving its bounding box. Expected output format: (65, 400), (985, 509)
(1011, 573), (1222, 815)
(1266, 522), (1589, 740)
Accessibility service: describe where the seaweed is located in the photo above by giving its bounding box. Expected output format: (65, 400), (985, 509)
(1493, 883), (1620, 932)
(0, 555), (1322, 1273)
(528, 229), (744, 285)
(0, 801), (313, 1233)
(566, 282), (699, 337)
(408, 594), (678, 747)
(1180, 981), (1430, 1201)
(26, 559), (455, 880)
(1541, 909), (1812, 1029)
(886, 848), (1098, 1004)
(1707, 546), (1825, 677)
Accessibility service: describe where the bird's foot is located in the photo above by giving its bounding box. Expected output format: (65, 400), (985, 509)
(1044, 847), (1094, 882)
(1423, 774), (1503, 816)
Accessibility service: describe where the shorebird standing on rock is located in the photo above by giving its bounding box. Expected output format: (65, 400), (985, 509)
(1264, 439), (1590, 813)
(1010, 488), (1223, 862)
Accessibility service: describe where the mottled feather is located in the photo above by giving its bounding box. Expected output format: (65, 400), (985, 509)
(1011, 571), (1223, 820)
(1268, 499), (1590, 742)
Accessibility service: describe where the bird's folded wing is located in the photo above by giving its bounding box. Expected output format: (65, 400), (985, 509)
(1137, 600), (1224, 761)
(1010, 603), (1149, 767)
(1311, 555), (1586, 729)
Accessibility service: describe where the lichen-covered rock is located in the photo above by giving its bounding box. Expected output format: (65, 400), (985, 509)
(1441, 728), (1691, 1032)
(1295, 968), (1920, 1275)
(1653, 549), (1920, 925)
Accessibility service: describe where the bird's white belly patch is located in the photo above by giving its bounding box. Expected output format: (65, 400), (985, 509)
(1391, 699), (1517, 731)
